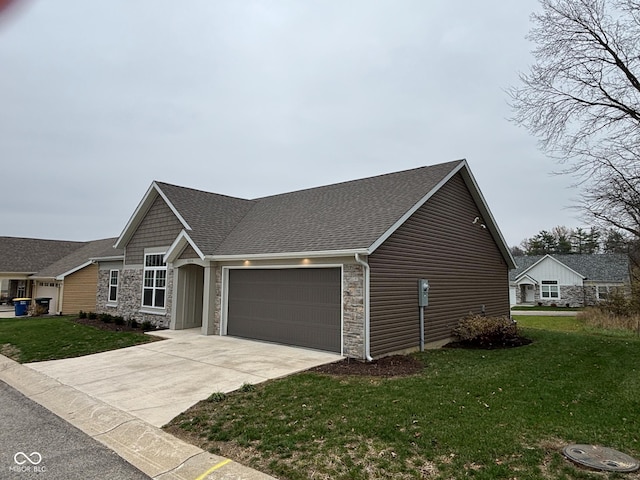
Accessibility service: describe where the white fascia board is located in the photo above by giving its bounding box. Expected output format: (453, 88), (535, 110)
(165, 230), (205, 263)
(90, 255), (125, 262)
(517, 254), (585, 281)
(367, 161), (466, 255)
(54, 260), (94, 280)
(458, 163), (517, 270)
(114, 182), (191, 250)
(154, 184), (192, 231)
(367, 159), (516, 270)
(207, 248), (368, 262)
(516, 254), (550, 279)
(514, 274), (537, 285)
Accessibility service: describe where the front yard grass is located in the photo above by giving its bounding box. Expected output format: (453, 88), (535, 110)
(0, 316), (155, 363)
(166, 321), (640, 480)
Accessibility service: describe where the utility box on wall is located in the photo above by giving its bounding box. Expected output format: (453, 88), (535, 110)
(418, 279), (429, 307)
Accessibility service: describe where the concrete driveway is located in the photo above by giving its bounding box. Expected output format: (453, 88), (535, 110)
(26, 329), (341, 427)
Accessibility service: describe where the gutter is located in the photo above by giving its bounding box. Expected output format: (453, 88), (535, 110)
(354, 253), (373, 361)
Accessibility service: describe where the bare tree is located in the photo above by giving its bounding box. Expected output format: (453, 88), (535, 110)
(509, 0), (640, 237)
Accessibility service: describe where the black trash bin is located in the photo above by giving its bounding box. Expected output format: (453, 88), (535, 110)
(34, 297), (52, 314)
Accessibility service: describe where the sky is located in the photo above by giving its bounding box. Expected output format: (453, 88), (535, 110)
(0, 0), (585, 248)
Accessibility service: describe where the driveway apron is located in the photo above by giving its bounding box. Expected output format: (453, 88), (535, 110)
(26, 329), (341, 427)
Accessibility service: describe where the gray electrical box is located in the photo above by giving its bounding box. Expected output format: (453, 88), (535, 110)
(418, 279), (429, 307)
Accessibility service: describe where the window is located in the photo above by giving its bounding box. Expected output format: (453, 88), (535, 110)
(143, 254), (166, 308)
(108, 270), (119, 303)
(541, 280), (559, 299)
(597, 285), (618, 301)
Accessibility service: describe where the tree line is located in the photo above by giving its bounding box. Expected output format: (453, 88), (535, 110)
(511, 226), (631, 256)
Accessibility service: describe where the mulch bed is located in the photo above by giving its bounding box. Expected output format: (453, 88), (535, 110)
(309, 354), (425, 377)
(72, 317), (165, 334)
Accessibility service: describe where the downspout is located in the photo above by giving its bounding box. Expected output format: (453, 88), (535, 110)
(355, 253), (373, 361)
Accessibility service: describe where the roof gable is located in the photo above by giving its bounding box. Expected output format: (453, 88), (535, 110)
(511, 254), (630, 283)
(116, 160), (514, 268)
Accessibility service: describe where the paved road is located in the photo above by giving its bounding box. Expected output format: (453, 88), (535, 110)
(0, 380), (150, 480)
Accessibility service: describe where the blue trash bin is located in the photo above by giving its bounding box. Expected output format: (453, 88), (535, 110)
(13, 298), (31, 316)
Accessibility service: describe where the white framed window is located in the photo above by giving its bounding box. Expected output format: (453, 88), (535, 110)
(108, 270), (119, 303)
(541, 280), (559, 299)
(142, 253), (166, 309)
(597, 285), (619, 301)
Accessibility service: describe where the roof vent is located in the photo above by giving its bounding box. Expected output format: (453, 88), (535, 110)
(563, 444), (639, 472)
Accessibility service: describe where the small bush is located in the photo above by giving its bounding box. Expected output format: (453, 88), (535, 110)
(207, 391), (226, 403)
(99, 313), (113, 323)
(141, 320), (153, 331)
(88, 312), (97, 320)
(78, 310), (87, 319)
(239, 383), (255, 393)
(452, 315), (520, 348)
(129, 319), (139, 329)
(114, 316), (125, 326)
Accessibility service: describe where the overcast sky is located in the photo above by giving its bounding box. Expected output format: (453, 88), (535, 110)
(0, 0), (584, 248)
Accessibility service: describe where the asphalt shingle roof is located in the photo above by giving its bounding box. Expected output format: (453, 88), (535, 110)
(0, 237), (86, 273)
(157, 160), (463, 256)
(510, 254), (630, 283)
(33, 238), (123, 279)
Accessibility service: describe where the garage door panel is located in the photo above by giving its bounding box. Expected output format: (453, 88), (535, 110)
(227, 268), (341, 353)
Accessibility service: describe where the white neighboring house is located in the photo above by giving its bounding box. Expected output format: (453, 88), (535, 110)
(510, 254), (631, 307)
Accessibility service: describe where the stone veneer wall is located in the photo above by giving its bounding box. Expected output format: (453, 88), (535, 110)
(342, 263), (365, 359)
(97, 267), (173, 328)
(527, 284), (597, 307)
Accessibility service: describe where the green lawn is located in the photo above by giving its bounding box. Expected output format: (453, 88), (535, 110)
(167, 319), (640, 480)
(0, 316), (155, 363)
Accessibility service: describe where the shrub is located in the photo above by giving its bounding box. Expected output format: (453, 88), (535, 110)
(114, 316), (125, 326)
(129, 319), (139, 329)
(207, 392), (226, 403)
(78, 310), (87, 319)
(88, 312), (97, 320)
(452, 315), (519, 347)
(99, 313), (113, 323)
(141, 320), (153, 331)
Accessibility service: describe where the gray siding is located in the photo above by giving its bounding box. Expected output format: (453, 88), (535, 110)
(125, 196), (183, 265)
(178, 244), (200, 260)
(369, 173), (510, 357)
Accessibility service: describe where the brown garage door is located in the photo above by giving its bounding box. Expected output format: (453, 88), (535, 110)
(227, 268), (341, 353)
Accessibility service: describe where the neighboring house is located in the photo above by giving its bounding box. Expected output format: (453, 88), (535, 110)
(0, 237), (121, 314)
(31, 238), (123, 314)
(0, 237), (85, 304)
(99, 159), (515, 359)
(509, 254), (631, 307)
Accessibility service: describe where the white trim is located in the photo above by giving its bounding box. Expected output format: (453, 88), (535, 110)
(515, 254), (586, 281)
(139, 307), (167, 315)
(115, 182), (191, 250)
(141, 252), (167, 309)
(54, 260), (95, 280)
(165, 230), (206, 263)
(108, 269), (119, 303)
(368, 161), (465, 254)
(221, 264), (344, 356)
(207, 249), (367, 262)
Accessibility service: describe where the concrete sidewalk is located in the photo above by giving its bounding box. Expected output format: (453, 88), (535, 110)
(0, 354), (276, 480)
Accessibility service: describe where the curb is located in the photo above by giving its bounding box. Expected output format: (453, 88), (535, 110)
(0, 354), (276, 480)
